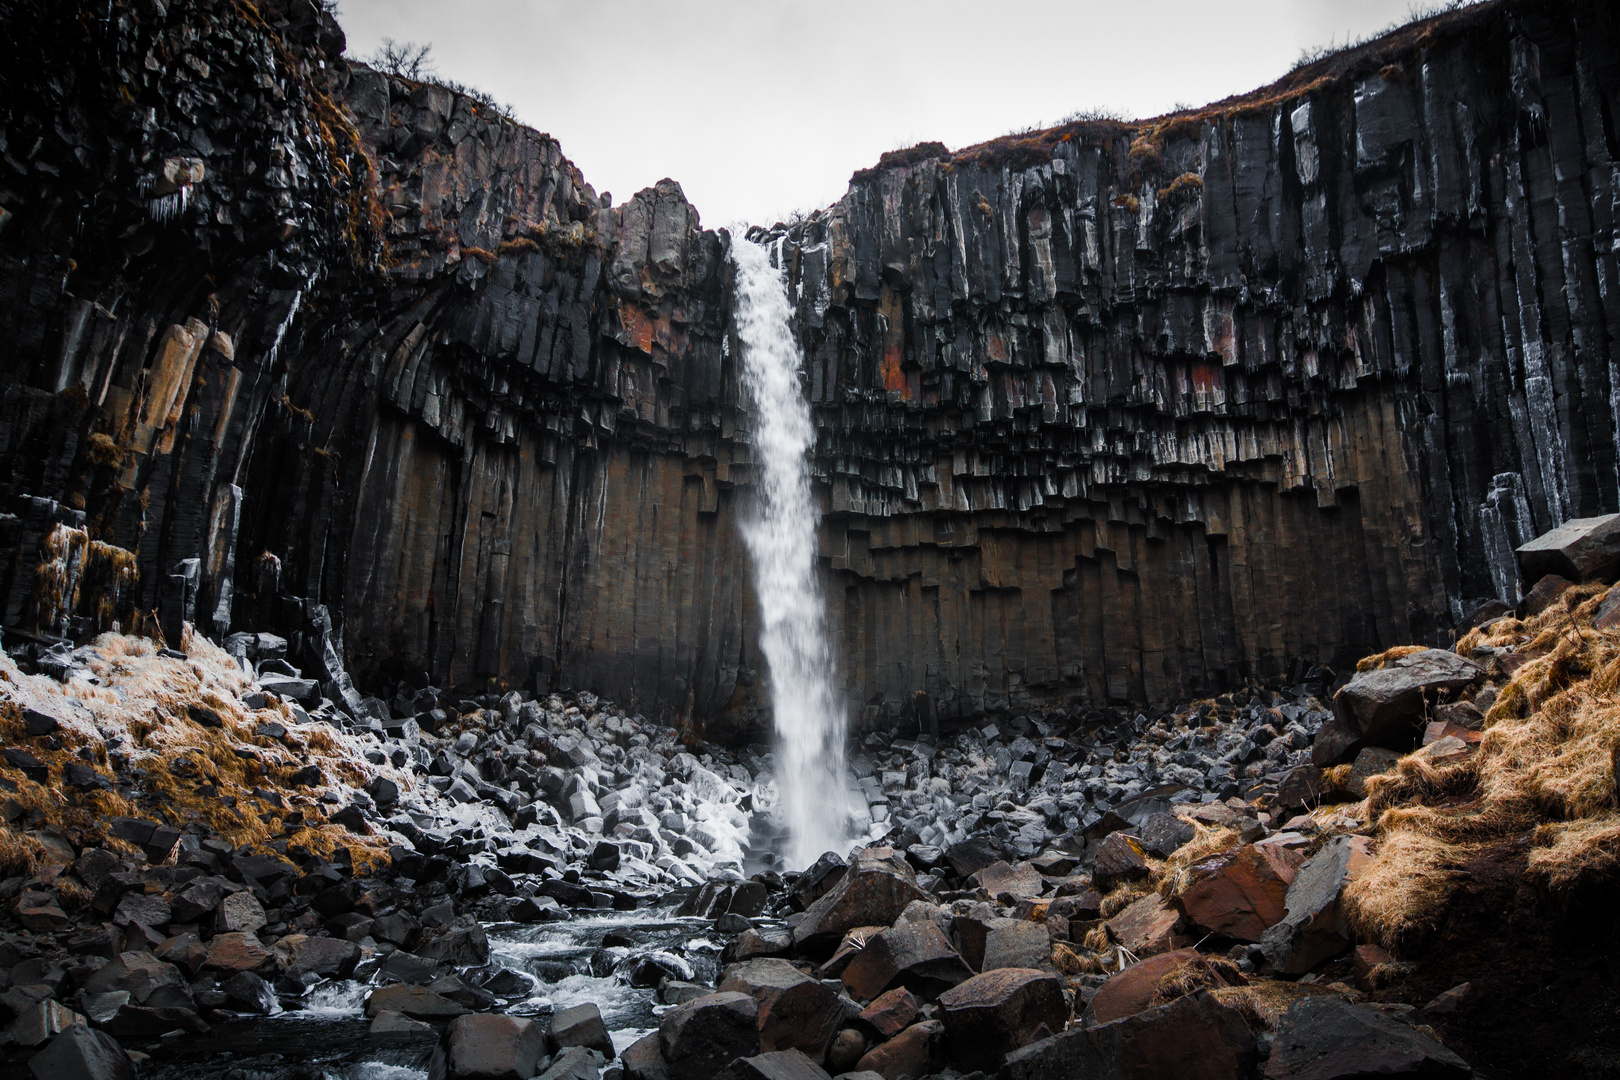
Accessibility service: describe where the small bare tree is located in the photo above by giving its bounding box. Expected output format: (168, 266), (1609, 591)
(369, 38), (435, 81)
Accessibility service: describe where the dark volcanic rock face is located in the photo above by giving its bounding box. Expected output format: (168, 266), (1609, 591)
(2, 0), (1619, 732)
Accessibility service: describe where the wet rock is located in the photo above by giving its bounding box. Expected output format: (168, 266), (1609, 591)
(852, 1019), (944, 1080)
(445, 1012), (549, 1080)
(26, 1023), (137, 1080)
(1264, 996), (1471, 1078)
(1004, 990), (1256, 1080)
(1516, 514), (1620, 584)
(1088, 948), (1202, 1024)
(371, 1009), (437, 1042)
(204, 931), (273, 973)
(1332, 651), (1480, 745)
(936, 967), (1068, 1071)
(1260, 836), (1373, 975)
(715, 1048), (833, 1080)
(623, 1032), (673, 1080)
(839, 921), (973, 1001)
(83, 952), (189, 1007)
(9, 999), (84, 1046)
(538, 1046), (603, 1080)
(718, 958), (843, 1059)
(793, 858), (927, 952)
(658, 991), (761, 1080)
(1175, 846), (1290, 943)
(282, 935), (360, 979)
(552, 1002), (615, 1058)
(217, 890), (268, 933)
(221, 970), (278, 1014)
(365, 983), (470, 1019)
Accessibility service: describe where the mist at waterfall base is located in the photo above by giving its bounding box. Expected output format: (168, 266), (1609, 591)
(729, 236), (858, 872)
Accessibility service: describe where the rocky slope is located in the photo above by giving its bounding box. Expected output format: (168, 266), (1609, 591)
(3, 0), (1619, 732)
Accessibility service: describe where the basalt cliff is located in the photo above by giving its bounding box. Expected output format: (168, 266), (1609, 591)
(2, 0), (1619, 736)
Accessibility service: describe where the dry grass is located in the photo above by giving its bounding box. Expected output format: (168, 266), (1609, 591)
(1356, 644), (1431, 672)
(0, 627), (408, 869)
(1341, 829), (1467, 953)
(1149, 955), (1247, 1006)
(1158, 824), (1241, 899)
(1344, 582), (1620, 953)
(1052, 940), (1110, 976)
(1100, 879), (1153, 918)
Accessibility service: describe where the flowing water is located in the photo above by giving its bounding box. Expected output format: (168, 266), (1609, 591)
(130, 907), (728, 1080)
(729, 236), (855, 870)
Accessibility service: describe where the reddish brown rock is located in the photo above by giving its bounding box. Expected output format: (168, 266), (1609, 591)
(1517, 515), (1620, 585)
(1088, 948), (1202, 1024)
(203, 931), (273, 974)
(858, 986), (919, 1039)
(1004, 991), (1256, 1080)
(1260, 836), (1374, 974)
(1520, 573), (1578, 618)
(1091, 834), (1152, 890)
(1175, 845), (1289, 943)
(715, 1048), (833, 1080)
(1265, 996), (1470, 1078)
(793, 858), (927, 953)
(819, 927), (887, 979)
(1333, 650), (1482, 745)
(1423, 720), (1482, 746)
(718, 958), (842, 1060)
(659, 992), (762, 1080)
(1105, 892), (1186, 957)
(853, 1019), (944, 1080)
(1252, 833), (1312, 886)
(840, 921), (973, 1001)
(936, 968), (1069, 1071)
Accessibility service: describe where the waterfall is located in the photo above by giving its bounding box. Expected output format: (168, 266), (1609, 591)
(729, 235), (854, 870)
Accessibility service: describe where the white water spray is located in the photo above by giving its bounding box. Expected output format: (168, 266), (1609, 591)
(729, 235), (854, 870)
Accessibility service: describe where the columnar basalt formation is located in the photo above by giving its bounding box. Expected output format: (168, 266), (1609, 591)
(1, 0), (1618, 733)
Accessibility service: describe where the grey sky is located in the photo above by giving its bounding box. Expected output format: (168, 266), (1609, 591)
(335, 1), (1461, 227)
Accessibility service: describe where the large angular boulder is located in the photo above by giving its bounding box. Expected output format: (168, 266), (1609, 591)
(1105, 892), (1186, 957)
(659, 992), (761, 1080)
(623, 1033), (672, 1080)
(1264, 996), (1471, 1078)
(981, 918), (1052, 972)
(852, 1019), (944, 1080)
(1003, 990), (1256, 1080)
(1516, 514), (1620, 584)
(718, 959), (842, 1059)
(1087, 948), (1201, 1024)
(858, 986), (919, 1038)
(936, 967), (1068, 1071)
(365, 983), (469, 1020)
(840, 921), (973, 1001)
(1260, 836), (1373, 975)
(714, 1049), (832, 1080)
(28, 1024), (137, 1080)
(792, 857), (927, 953)
(971, 861), (1045, 903)
(1333, 651), (1481, 745)
(1175, 846), (1290, 943)
(538, 1046), (602, 1080)
(445, 1013), (548, 1080)
(552, 1002), (615, 1058)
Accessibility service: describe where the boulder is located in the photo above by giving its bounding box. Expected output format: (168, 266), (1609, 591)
(551, 1002), (615, 1058)
(1332, 651), (1481, 745)
(1519, 574), (1577, 618)
(221, 970), (277, 1014)
(659, 992), (761, 1080)
(787, 852), (847, 912)
(1343, 747), (1402, 799)
(971, 861), (1045, 903)
(981, 918), (1054, 972)
(27, 1024), (137, 1080)
(1174, 846), (1289, 943)
(365, 983), (470, 1019)
(1260, 836), (1373, 975)
(446, 1013), (548, 1080)
(1088, 948), (1202, 1024)
(10, 999), (84, 1047)
(718, 958), (842, 1059)
(715, 1049), (832, 1080)
(839, 921), (973, 1001)
(371, 1010), (436, 1042)
(538, 1046), (602, 1080)
(623, 1032), (673, 1080)
(1275, 766), (1331, 811)
(793, 858), (927, 953)
(857, 986), (919, 1038)
(852, 1019), (944, 1080)
(203, 931), (273, 973)
(1105, 892), (1186, 957)
(1004, 991), (1255, 1080)
(936, 967), (1068, 1071)
(1137, 814), (1196, 858)
(1516, 514), (1620, 584)
(1264, 996), (1472, 1078)
(945, 837), (1005, 878)
(283, 935), (360, 979)
(1596, 586), (1620, 632)
(83, 952), (189, 1006)
(819, 927), (887, 979)
(827, 1029), (867, 1073)
(1090, 833), (1153, 889)
(217, 890), (268, 934)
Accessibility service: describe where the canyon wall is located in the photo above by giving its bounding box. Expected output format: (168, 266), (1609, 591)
(0, 0), (1616, 733)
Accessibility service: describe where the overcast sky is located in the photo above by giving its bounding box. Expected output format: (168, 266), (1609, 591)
(335, 0), (1466, 227)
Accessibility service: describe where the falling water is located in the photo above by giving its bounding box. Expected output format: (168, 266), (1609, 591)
(729, 235), (854, 870)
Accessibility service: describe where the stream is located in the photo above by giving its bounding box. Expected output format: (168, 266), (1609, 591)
(129, 904), (723, 1080)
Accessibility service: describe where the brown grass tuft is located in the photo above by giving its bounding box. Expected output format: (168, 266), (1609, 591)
(1342, 829), (1467, 953)
(1149, 955), (1247, 1006)
(1100, 878), (1153, 918)
(1158, 824), (1241, 898)
(1356, 644), (1430, 672)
